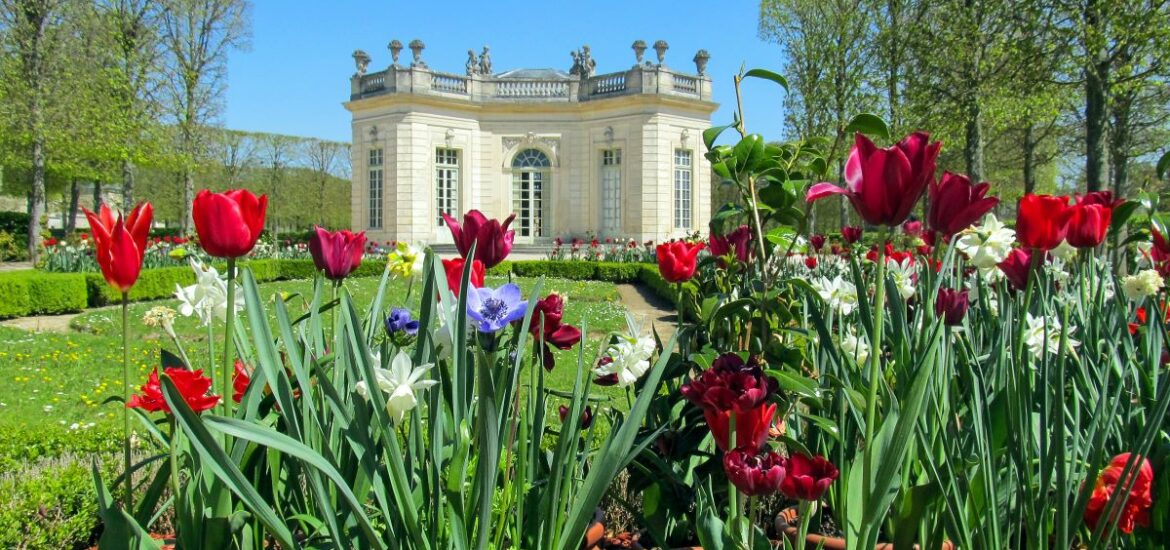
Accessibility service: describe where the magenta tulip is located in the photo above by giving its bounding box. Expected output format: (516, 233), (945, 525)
(441, 210), (516, 269)
(806, 132), (942, 227)
(927, 172), (999, 237)
(309, 226), (367, 280)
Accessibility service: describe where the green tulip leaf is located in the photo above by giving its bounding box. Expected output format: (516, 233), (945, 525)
(1157, 149), (1170, 180)
(703, 123), (737, 150)
(743, 68), (789, 91)
(845, 113), (891, 142)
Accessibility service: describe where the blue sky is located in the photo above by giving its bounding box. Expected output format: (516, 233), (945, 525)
(222, 0), (787, 144)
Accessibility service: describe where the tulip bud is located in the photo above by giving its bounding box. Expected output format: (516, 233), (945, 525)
(935, 288), (969, 326)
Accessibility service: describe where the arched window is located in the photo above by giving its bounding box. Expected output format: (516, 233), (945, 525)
(512, 148), (551, 169)
(511, 148), (550, 238)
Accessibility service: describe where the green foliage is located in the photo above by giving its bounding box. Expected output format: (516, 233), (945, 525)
(511, 260), (598, 280)
(0, 275), (31, 318)
(85, 266), (193, 307)
(0, 272), (86, 318)
(0, 211), (29, 236)
(592, 262), (644, 283)
(0, 457), (116, 550)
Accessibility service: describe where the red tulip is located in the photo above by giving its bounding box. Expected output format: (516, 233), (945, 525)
(708, 225), (753, 265)
(232, 360), (250, 404)
(192, 189), (267, 258)
(841, 226), (863, 244)
(810, 234), (826, 251)
(704, 402), (777, 452)
(309, 226), (367, 280)
(1015, 194), (1071, 251)
(441, 257), (485, 298)
(804, 256), (818, 270)
(780, 453), (839, 501)
(927, 172), (999, 237)
(997, 248), (1036, 291)
(935, 288), (969, 326)
(82, 202), (153, 293)
(656, 241), (705, 283)
(1084, 453), (1154, 535)
(1065, 194), (1113, 249)
(126, 367), (220, 414)
(903, 220), (922, 236)
(806, 132), (942, 227)
(441, 210), (515, 269)
(723, 448), (787, 496)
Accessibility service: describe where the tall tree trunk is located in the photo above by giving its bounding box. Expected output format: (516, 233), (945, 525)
(1084, 0), (1109, 193)
(122, 159), (136, 208)
(182, 168), (194, 234)
(93, 181), (104, 210)
(1023, 123), (1037, 194)
(886, 0), (900, 134)
(28, 134), (46, 265)
(65, 179), (80, 236)
(1110, 91), (1132, 198)
(964, 101), (985, 185)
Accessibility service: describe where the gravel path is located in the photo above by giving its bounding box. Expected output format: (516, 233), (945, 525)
(616, 283), (678, 342)
(1, 313), (79, 332)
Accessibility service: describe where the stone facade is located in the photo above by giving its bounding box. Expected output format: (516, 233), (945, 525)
(345, 40), (717, 245)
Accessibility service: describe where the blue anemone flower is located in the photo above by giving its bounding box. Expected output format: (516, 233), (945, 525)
(466, 283), (527, 333)
(385, 307), (420, 336)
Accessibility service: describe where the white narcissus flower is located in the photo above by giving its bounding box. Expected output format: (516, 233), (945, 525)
(1024, 313), (1079, 358)
(956, 213), (1016, 269)
(593, 335), (656, 387)
(887, 258), (917, 300)
(811, 276), (858, 316)
(840, 329), (870, 365)
(174, 259), (242, 326)
(1122, 269), (1165, 301)
(1051, 240), (1078, 262)
(387, 242), (424, 279)
(355, 351), (436, 425)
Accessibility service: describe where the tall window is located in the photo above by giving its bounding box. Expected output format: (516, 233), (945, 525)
(368, 148), (383, 229)
(435, 148), (460, 225)
(512, 149), (550, 238)
(601, 149), (622, 234)
(673, 149), (692, 229)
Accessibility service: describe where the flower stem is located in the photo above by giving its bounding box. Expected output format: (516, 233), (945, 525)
(675, 282), (684, 354)
(222, 258), (237, 417)
(797, 499), (814, 549)
(747, 496), (757, 549)
(862, 230), (888, 519)
(122, 291), (133, 511)
(728, 411), (739, 535)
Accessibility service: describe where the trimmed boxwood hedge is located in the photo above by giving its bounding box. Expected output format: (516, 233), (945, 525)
(0, 258), (685, 319)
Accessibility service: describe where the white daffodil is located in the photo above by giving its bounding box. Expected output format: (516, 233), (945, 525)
(840, 329), (870, 365)
(355, 351), (436, 425)
(594, 335), (656, 387)
(1122, 269), (1165, 301)
(956, 213), (1016, 269)
(174, 259), (242, 326)
(1051, 240), (1078, 262)
(1024, 313), (1079, 358)
(811, 276), (858, 316)
(887, 258), (917, 300)
(387, 242), (425, 279)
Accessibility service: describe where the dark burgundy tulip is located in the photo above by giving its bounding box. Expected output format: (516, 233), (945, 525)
(841, 226), (863, 244)
(309, 226), (367, 280)
(935, 288), (969, 326)
(709, 225), (753, 264)
(928, 172), (999, 237)
(723, 448), (786, 496)
(997, 248), (1036, 291)
(558, 404), (593, 429)
(810, 234), (826, 251)
(807, 132), (942, 227)
(441, 209), (516, 269)
(780, 453), (839, 501)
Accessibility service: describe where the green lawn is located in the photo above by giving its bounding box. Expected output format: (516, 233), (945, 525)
(0, 274), (630, 470)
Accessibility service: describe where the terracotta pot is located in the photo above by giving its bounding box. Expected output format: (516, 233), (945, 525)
(773, 507), (955, 550)
(581, 509), (606, 550)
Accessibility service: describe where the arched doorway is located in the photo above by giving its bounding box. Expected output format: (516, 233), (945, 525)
(511, 148), (550, 238)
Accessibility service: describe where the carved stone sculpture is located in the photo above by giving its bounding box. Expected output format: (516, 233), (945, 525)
(632, 40), (647, 65)
(693, 49), (710, 75)
(569, 50), (582, 76)
(388, 40), (403, 66)
(409, 39), (427, 68)
(478, 46), (492, 75)
(465, 50), (479, 76)
(352, 49), (371, 75)
(580, 45), (596, 78)
(653, 40), (669, 65)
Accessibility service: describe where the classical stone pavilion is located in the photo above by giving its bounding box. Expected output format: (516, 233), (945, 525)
(345, 39), (717, 244)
